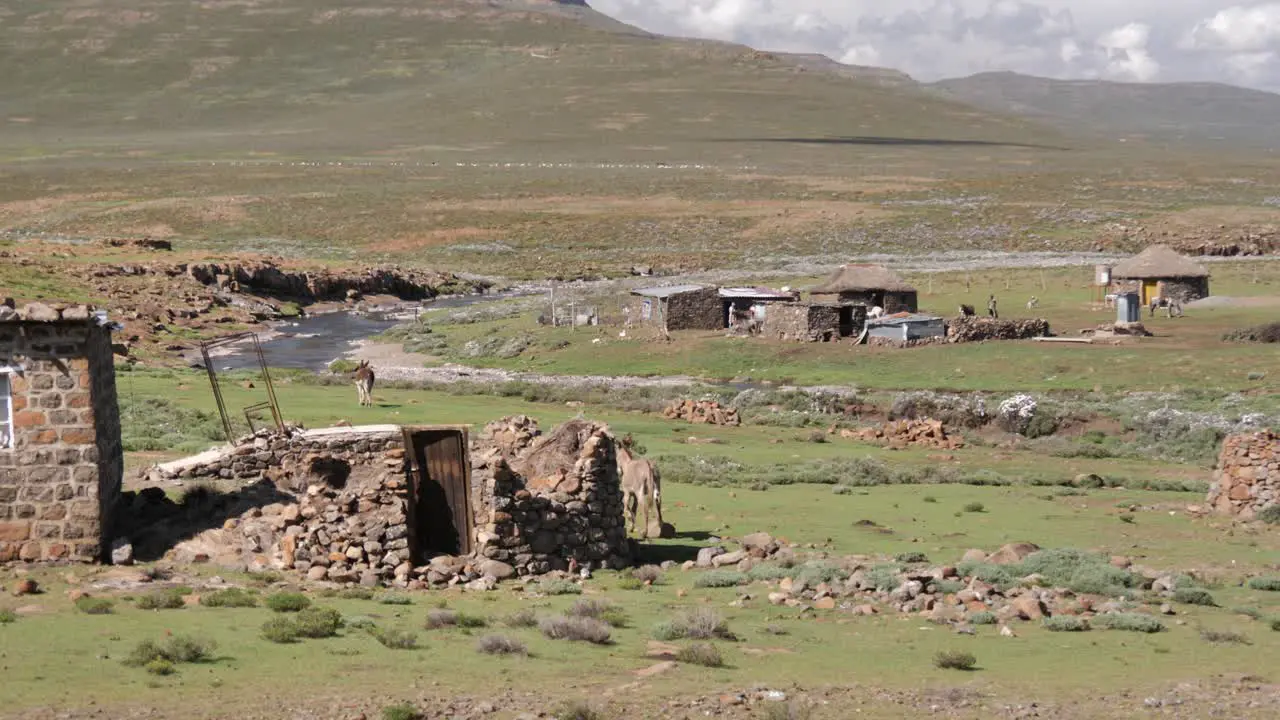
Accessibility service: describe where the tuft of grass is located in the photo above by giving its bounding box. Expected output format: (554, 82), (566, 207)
(567, 599), (628, 628)
(425, 609), (485, 630)
(934, 650), (977, 671)
(136, 589), (186, 611)
(617, 577), (644, 591)
(382, 703), (423, 720)
(476, 634), (529, 656)
(1271, 618), (1280, 632)
(1230, 606), (1264, 620)
(265, 592), (312, 613)
(653, 607), (736, 641)
(75, 596), (115, 615)
(369, 626), (420, 650)
(967, 611), (998, 625)
(676, 642), (725, 668)
(633, 565), (664, 585)
(923, 496), (938, 503)
(759, 701), (812, 720)
(1200, 629), (1251, 645)
(539, 616), (613, 645)
(1042, 616), (1090, 632)
(261, 617), (301, 644)
(1246, 577), (1280, 592)
(504, 608), (538, 629)
(199, 588), (258, 608)
(895, 552), (929, 564)
(1095, 613), (1165, 633)
(962, 502), (986, 513)
(555, 701), (604, 720)
(1259, 505), (1280, 525)
(295, 607), (344, 638)
(539, 579), (583, 596)
(1172, 588), (1217, 607)
(145, 658), (176, 676)
(124, 636), (215, 666)
(747, 564), (794, 582)
(336, 588), (376, 600)
(693, 570), (748, 588)
(0, 609), (17, 624)
(378, 594), (413, 606)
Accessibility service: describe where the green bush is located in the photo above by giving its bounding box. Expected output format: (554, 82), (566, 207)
(1200, 629), (1251, 645)
(539, 579), (583, 596)
(145, 658), (176, 676)
(504, 609), (538, 628)
(0, 609), (16, 624)
(136, 589), (186, 611)
(124, 636), (215, 666)
(200, 588), (258, 608)
(693, 571), (748, 588)
(370, 626), (419, 650)
(967, 611), (998, 625)
(933, 650), (977, 670)
(652, 608), (735, 641)
(124, 640), (168, 667)
(295, 607), (344, 638)
(381, 702), (423, 720)
(1095, 613), (1165, 633)
(1246, 577), (1280, 592)
(568, 599), (628, 628)
(334, 588), (376, 600)
(378, 594), (413, 606)
(120, 397), (226, 454)
(1271, 618), (1280, 632)
(75, 596), (115, 615)
(895, 552), (929, 564)
(616, 577), (644, 591)
(554, 701), (604, 720)
(962, 502), (986, 513)
(1042, 616), (1090, 632)
(865, 564), (905, 592)
(539, 616), (612, 645)
(676, 642), (724, 668)
(265, 592), (312, 613)
(1022, 413), (1060, 439)
(934, 579), (964, 594)
(1172, 588), (1217, 607)
(261, 617), (301, 644)
(1260, 505), (1280, 525)
(475, 634), (529, 656)
(747, 564), (794, 582)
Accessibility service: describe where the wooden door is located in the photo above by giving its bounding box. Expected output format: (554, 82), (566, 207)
(1142, 280), (1158, 304)
(403, 427), (473, 560)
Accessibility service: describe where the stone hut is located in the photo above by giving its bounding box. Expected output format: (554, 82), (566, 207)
(0, 301), (123, 563)
(809, 264), (919, 314)
(1207, 430), (1278, 519)
(630, 285), (721, 332)
(139, 417), (631, 585)
(763, 302), (859, 341)
(1111, 245), (1210, 304)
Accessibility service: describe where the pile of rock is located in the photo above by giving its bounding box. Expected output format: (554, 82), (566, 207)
(1207, 430), (1279, 519)
(838, 419), (963, 450)
(947, 317), (1050, 342)
(0, 300), (104, 323)
(663, 399), (741, 426)
(1086, 322), (1152, 338)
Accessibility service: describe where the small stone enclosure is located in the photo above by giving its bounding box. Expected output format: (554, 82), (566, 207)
(1207, 430), (1279, 519)
(0, 303), (123, 564)
(143, 416), (631, 585)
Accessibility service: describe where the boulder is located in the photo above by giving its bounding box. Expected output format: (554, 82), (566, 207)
(480, 560), (516, 581)
(987, 542), (1040, 565)
(712, 550), (747, 568)
(696, 546), (725, 568)
(1011, 595), (1048, 620)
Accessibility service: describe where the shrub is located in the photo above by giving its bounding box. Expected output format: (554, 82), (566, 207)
(933, 650), (977, 670)
(382, 703), (423, 720)
(865, 564), (905, 592)
(1042, 616), (1090, 632)
(1230, 606), (1264, 620)
(1200, 629), (1251, 645)
(539, 616), (612, 645)
(124, 641), (168, 667)
(616, 577), (644, 591)
(136, 589), (186, 610)
(654, 607), (736, 641)
(504, 609), (538, 628)
(261, 617), (301, 644)
(1022, 412), (1060, 439)
(1260, 505), (1280, 525)
(336, 588), (376, 600)
(200, 588), (258, 608)
(370, 627), (419, 650)
(1246, 577), (1280, 592)
(266, 592), (312, 613)
(1095, 613), (1165, 633)
(1271, 618), (1280, 632)
(747, 564), (794, 582)
(378, 594), (413, 606)
(967, 611), (997, 625)
(539, 579), (583, 596)
(296, 607), (344, 638)
(651, 621), (684, 642)
(245, 570), (284, 587)
(476, 634), (529, 656)
(145, 658), (176, 676)
(831, 485), (853, 496)
(0, 609), (16, 624)
(759, 701), (812, 720)
(693, 571), (748, 588)
(895, 552), (929, 564)
(922, 495), (938, 503)
(125, 636), (215, 665)
(934, 579), (964, 594)
(962, 502), (986, 513)
(568, 599), (627, 628)
(75, 596), (114, 615)
(555, 701), (603, 720)
(676, 642), (724, 668)
(1017, 549), (1138, 597)
(1172, 588), (1217, 607)
(425, 610), (458, 629)
(632, 565), (663, 585)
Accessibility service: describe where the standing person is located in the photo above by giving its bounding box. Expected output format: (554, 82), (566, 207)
(987, 294), (998, 319)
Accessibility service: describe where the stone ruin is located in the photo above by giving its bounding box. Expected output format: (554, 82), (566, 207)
(662, 398), (741, 426)
(127, 416), (632, 587)
(834, 419), (964, 450)
(946, 317), (1051, 343)
(1207, 430), (1279, 520)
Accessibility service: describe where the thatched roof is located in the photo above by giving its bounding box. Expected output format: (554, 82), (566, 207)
(810, 264), (916, 294)
(1111, 245), (1208, 279)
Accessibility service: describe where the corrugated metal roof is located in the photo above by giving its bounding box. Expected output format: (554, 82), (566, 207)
(718, 287), (796, 300)
(866, 313), (944, 327)
(631, 284), (708, 298)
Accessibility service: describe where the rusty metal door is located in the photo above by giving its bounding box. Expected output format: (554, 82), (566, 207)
(403, 427), (473, 560)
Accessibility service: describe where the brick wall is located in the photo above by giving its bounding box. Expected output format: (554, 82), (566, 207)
(0, 321), (120, 563)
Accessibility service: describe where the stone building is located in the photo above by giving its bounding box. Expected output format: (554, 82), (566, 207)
(629, 285), (721, 332)
(1110, 245), (1210, 304)
(0, 302), (123, 563)
(763, 302), (858, 341)
(1207, 430), (1278, 519)
(809, 264), (919, 314)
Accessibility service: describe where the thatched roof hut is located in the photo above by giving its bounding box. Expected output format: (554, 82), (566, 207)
(1112, 245), (1209, 280)
(810, 264), (917, 294)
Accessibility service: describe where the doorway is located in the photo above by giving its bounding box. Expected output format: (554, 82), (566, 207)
(1141, 280), (1159, 304)
(402, 426), (473, 561)
(838, 306), (856, 337)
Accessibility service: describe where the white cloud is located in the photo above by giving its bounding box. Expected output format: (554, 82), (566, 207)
(588, 1), (1280, 90)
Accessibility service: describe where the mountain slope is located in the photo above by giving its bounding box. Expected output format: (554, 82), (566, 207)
(928, 71), (1280, 147)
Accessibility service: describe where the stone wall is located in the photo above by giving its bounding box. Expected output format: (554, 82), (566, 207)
(810, 291), (918, 313)
(664, 287), (723, 331)
(763, 303), (843, 342)
(1207, 430), (1279, 519)
(946, 317), (1051, 343)
(0, 308), (121, 564)
(1114, 277), (1210, 303)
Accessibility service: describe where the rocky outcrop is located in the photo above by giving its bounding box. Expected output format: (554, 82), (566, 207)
(947, 317), (1050, 342)
(838, 418), (963, 450)
(1207, 430), (1280, 519)
(663, 399), (741, 426)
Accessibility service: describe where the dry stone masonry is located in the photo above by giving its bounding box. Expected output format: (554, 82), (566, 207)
(947, 317), (1051, 343)
(1208, 430), (1280, 519)
(0, 302), (123, 563)
(663, 399), (741, 426)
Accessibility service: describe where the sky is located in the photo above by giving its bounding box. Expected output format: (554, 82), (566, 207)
(588, 1), (1280, 90)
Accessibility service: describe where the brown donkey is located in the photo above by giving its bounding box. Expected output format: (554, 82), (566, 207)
(353, 360), (375, 407)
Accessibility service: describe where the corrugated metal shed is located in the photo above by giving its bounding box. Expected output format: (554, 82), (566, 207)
(718, 287), (798, 300)
(631, 284), (708, 298)
(866, 313), (946, 341)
